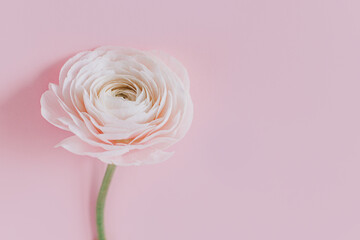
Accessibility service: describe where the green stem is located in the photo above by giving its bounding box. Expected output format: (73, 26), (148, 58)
(96, 164), (116, 240)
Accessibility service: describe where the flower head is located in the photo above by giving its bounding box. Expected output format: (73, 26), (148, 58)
(41, 47), (193, 166)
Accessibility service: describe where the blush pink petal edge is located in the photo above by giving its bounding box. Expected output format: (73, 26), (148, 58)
(40, 46), (193, 166)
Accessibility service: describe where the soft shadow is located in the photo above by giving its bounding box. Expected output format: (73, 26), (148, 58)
(0, 55), (102, 240)
(0, 57), (69, 163)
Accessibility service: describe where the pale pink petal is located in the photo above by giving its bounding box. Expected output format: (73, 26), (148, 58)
(100, 147), (174, 166)
(40, 90), (69, 131)
(41, 46), (193, 166)
(149, 50), (190, 91)
(56, 136), (130, 164)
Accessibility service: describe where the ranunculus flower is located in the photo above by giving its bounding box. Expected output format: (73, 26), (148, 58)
(40, 46), (193, 166)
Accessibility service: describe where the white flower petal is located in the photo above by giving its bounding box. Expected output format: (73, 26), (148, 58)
(41, 46), (193, 166)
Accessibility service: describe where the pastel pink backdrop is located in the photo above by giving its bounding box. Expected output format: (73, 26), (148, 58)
(1, 0), (360, 239)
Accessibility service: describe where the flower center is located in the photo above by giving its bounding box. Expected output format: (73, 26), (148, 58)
(110, 86), (137, 101)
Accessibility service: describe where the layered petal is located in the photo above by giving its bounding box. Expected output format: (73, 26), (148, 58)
(40, 46), (193, 166)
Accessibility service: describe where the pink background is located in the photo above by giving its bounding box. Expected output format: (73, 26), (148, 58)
(1, 0), (360, 239)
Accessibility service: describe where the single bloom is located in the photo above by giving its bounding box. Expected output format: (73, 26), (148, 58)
(40, 46), (193, 166)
